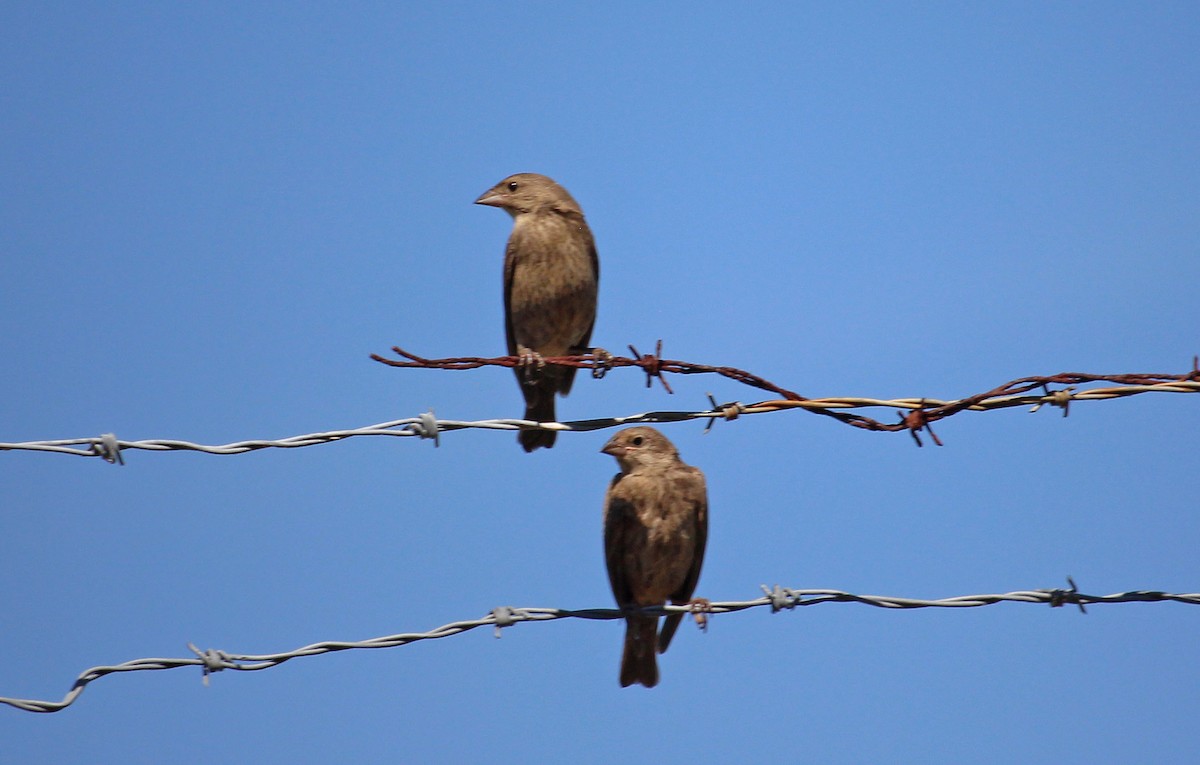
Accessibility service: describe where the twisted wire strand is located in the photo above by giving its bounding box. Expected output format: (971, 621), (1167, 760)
(3, 352), (1197, 460)
(3, 583), (1195, 713)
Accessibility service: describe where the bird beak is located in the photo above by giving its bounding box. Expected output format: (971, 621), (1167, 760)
(600, 439), (623, 457)
(474, 191), (504, 207)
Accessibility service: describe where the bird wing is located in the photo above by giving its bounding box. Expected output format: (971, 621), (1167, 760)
(569, 215), (599, 355)
(603, 474), (636, 607)
(502, 238), (519, 356)
(670, 465), (708, 604)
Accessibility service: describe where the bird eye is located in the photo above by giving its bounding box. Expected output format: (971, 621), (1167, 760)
(631, 436), (644, 446)
(507, 181), (519, 191)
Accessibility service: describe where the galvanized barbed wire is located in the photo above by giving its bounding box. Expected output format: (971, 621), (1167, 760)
(3, 351), (1197, 461)
(3, 582), (1196, 713)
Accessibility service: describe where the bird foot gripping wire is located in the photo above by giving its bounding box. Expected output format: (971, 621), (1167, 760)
(686, 597), (712, 632)
(516, 349), (547, 383)
(589, 346), (614, 379)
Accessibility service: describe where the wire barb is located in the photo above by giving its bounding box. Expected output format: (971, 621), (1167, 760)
(1030, 385), (1075, 417)
(406, 409), (441, 447)
(1046, 576), (1088, 614)
(627, 339), (674, 394)
(901, 404), (943, 447)
(490, 606), (521, 637)
(702, 393), (745, 433)
(91, 432), (125, 465)
(188, 643), (237, 686)
(762, 584), (798, 612)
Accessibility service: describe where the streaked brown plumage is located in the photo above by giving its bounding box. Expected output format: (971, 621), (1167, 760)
(475, 173), (599, 451)
(601, 426), (708, 688)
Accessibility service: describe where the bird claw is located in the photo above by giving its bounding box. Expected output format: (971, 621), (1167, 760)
(590, 347), (614, 379)
(688, 597), (712, 632)
(516, 349), (546, 382)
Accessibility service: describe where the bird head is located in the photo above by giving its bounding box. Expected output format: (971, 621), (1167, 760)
(475, 173), (581, 217)
(600, 426), (680, 471)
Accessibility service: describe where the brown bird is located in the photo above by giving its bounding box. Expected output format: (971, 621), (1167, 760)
(475, 173), (599, 451)
(601, 426), (708, 688)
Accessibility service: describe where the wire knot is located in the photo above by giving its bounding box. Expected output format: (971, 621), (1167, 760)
(406, 410), (440, 447)
(91, 433), (125, 465)
(761, 584), (798, 612)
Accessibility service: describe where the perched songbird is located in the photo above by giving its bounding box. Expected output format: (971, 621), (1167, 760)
(475, 173), (599, 452)
(601, 426), (708, 688)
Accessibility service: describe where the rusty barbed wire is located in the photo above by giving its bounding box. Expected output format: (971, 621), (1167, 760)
(3, 581), (1195, 713)
(2, 350), (1196, 461)
(371, 340), (809, 400)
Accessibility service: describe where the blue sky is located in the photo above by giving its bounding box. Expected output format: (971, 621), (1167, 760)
(2, 4), (1197, 762)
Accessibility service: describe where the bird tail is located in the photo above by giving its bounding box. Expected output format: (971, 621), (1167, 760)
(657, 613), (683, 654)
(620, 616), (660, 688)
(519, 386), (558, 452)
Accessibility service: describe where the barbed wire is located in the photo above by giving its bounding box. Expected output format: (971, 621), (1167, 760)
(2, 581), (1196, 713)
(373, 343), (1200, 446)
(4, 348), (1195, 462)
